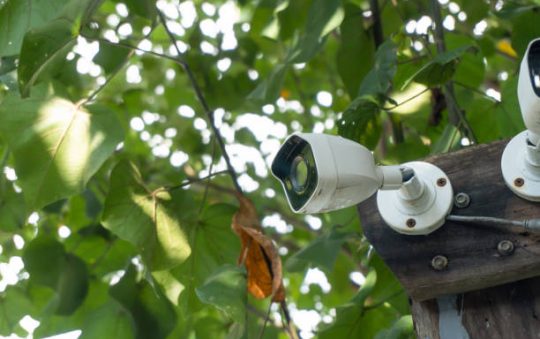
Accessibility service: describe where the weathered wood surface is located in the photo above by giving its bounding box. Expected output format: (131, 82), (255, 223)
(412, 276), (540, 339)
(357, 140), (540, 301)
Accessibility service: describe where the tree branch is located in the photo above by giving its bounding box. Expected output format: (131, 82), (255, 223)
(369, 0), (404, 144)
(429, 0), (477, 144)
(156, 9), (242, 194)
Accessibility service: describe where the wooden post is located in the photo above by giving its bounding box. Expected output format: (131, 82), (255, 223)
(357, 140), (540, 337)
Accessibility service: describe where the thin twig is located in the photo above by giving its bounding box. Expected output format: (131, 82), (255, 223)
(81, 19), (159, 105)
(429, 0), (477, 144)
(163, 169), (229, 191)
(198, 138), (218, 216)
(453, 81), (500, 102)
(369, 0), (404, 144)
(258, 301), (273, 339)
(156, 8), (242, 194)
(81, 36), (181, 63)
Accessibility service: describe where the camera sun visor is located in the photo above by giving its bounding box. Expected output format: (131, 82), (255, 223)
(271, 135), (318, 211)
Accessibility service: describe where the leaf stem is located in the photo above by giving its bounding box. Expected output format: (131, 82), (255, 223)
(383, 88), (430, 110)
(258, 301), (273, 339)
(156, 8), (243, 194)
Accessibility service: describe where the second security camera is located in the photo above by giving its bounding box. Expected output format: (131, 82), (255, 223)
(501, 38), (540, 201)
(271, 133), (453, 235)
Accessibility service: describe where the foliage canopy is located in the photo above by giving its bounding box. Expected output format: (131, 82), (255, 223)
(0, 0), (532, 338)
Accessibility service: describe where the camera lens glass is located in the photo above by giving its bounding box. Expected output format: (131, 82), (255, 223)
(271, 135), (318, 211)
(291, 155), (309, 192)
(529, 40), (540, 96)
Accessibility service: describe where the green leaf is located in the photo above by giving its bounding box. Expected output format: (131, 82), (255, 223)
(286, 0), (343, 64)
(54, 254), (90, 315)
(403, 45), (475, 88)
(110, 264), (177, 339)
(337, 95), (382, 149)
(173, 203), (240, 314)
(17, 0), (100, 96)
(120, 0), (156, 21)
(195, 265), (247, 326)
(0, 0), (68, 57)
(495, 76), (525, 136)
(80, 301), (136, 339)
(249, 0), (343, 103)
(102, 161), (191, 271)
(495, 2), (537, 19)
(247, 64), (289, 104)
(23, 236), (66, 288)
(431, 124), (461, 154)
(369, 254), (408, 315)
(447, 34), (485, 89)
(456, 0), (489, 25)
(511, 10), (540, 57)
(358, 40), (398, 97)
(375, 315), (414, 339)
(0, 92), (124, 209)
(93, 42), (132, 74)
(286, 226), (353, 272)
(319, 270), (396, 338)
(23, 236), (89, 315)
(0, 287), (34, 336)
(0, 56), (17, 76)
(275, 0), (310, 41)
(336, 4), (374, 98)
(152, 270), (184, 306)
(0, 181), (26, 232)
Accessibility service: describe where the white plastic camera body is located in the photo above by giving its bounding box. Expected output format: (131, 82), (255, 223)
(501, 38), (540, 201)
(271, 133), (453, 235)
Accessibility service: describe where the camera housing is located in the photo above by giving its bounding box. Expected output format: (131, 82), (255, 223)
(501, 38), (540, 201)
(271, 133), (453, 235)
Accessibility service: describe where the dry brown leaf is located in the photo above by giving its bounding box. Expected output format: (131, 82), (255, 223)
(232, 194), (285, 302)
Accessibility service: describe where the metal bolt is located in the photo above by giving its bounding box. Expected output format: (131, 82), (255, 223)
(497, 240), (515, 256)
(431, 255), (448, 271)
(437, 178), (447, 187)
(514, 178), (524, 187)
(406, 218), (416, 228)
(454, 192), (471, 208)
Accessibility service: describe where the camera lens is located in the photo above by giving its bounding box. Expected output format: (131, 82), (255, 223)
(271, 135), (318, 211)
(529, 40), (540, 96)
(291, 155), (309, 192)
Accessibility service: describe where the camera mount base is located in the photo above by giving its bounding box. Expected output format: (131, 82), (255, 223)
(501, 131), (540, 202)
(376, 161), (453, 235)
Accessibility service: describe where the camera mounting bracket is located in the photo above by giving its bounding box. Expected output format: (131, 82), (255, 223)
(376, 161), (453, 235)
(501, 130), (540, 201)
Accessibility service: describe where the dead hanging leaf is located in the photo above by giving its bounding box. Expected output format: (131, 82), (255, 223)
(232, 194), (285, 302)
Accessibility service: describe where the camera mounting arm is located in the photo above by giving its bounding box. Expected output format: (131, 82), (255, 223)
(501, 38), (540, 201)
(377, 162), (453, 235)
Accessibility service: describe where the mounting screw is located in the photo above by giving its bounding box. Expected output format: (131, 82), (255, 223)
(454, 192), (471, 208)
(497, 240), (515, 256)
(514, 177), (524, 187)
(437, 178), (447, 187)
(431, 255), (448, 271)
(406, 218), (416, 228)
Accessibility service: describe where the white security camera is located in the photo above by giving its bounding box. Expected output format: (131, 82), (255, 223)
(501, 38), (540, 201)
(271, 133), (453, 235)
